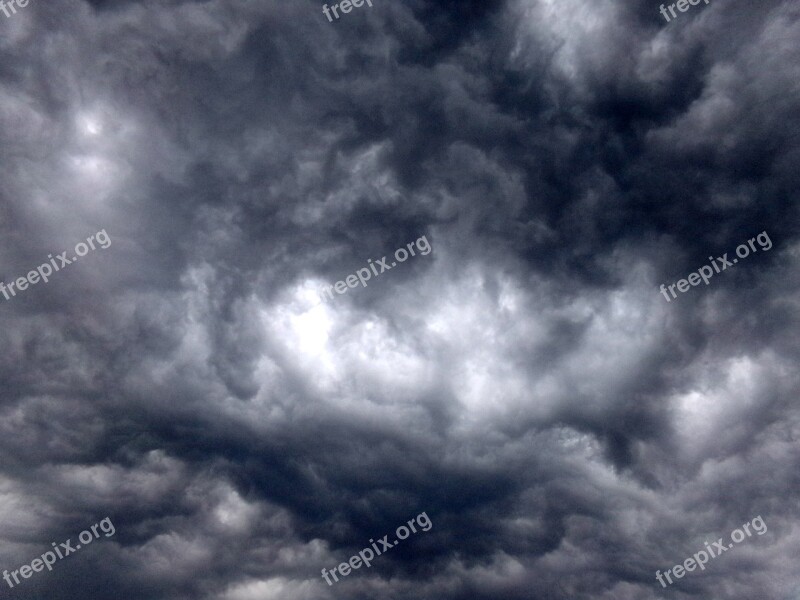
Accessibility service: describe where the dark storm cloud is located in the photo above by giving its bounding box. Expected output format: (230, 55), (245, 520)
(0, 0), (798, 599)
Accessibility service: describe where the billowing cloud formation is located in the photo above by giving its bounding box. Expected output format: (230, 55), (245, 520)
(0, 0), (798, 599)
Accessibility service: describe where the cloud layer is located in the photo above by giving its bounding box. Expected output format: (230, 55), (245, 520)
(0, 0), (798, 598)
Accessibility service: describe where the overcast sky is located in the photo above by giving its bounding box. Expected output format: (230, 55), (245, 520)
(0, 0), (799, 599)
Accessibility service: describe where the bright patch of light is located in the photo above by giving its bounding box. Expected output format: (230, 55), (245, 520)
(223, 577), (315, 600)
(213, 487), (257, 531)
(260, 279), (433, 404)
(68, 153), (128, 197)
(77, 112), (103, 136)
(675, 356), (759, 445)
(72, 154), (111, 174)
(422, 267), (548, 417)
(514, 0), (622, 82)
(290, 306), (329, 356)
(338, 316), (431, 400)
(260, 281), (337, 386)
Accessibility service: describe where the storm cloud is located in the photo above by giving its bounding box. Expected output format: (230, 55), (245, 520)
(0, 0), (798, 598)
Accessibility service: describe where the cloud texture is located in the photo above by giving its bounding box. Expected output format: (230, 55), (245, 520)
(0, 0), (799, 598)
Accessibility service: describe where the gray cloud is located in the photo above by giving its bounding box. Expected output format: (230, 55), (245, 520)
(0, 0), (798, 599)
